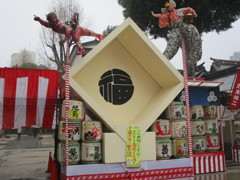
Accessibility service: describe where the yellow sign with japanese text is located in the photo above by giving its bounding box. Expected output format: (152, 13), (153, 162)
(126, 127), (141, 167)
(69, 109), (80, 119)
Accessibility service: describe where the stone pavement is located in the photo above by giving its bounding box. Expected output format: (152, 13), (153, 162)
(0, 134), (54, 180)
(0, 134), (240, 180)
(194, 166), (240, 180)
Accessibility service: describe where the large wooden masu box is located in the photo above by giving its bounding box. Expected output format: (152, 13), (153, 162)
(69, 18), (184, 163)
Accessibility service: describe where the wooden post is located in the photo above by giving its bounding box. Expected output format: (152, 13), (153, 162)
(181, 40), (193, 157)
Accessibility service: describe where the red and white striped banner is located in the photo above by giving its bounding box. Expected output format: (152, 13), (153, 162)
(129, 167), (193, 179)
(61, 172), (129, 180)
(0, 68), (59, 130)
(233, 146), (240, 163)
(61, 167), (194, 180)
(193, 151), (226, 174)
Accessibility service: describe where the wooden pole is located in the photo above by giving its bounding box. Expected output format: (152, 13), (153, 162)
(65, 41), (70, 170)
(181, 40), (193, 157)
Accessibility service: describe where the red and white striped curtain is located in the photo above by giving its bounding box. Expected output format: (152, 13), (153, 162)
(0, 68), (60, 130)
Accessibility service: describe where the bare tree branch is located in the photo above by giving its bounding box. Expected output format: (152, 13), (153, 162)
(37, 0), (92, 75)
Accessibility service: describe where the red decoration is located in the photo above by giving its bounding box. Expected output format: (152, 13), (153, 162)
(0, 68), (59, 129)
(34, 12), (102, 55)
(156, 121), (170, 136)
(157, 9), (180, 28)
(233, 146), (240, 163)
(60, 167), (194, 180)
(228, 69), (240, 109)
(193, 151), (226, 174)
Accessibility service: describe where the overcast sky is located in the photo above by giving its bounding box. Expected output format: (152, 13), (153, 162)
(1, 0), (240, 71)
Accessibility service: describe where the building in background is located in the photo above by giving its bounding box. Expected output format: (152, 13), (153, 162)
(11, 49), (36, 67)
(230, 52), (240, 61)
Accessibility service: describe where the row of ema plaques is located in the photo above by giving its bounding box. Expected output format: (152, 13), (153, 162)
(152, 102), (220, 159)
(58, 100), (103, 165)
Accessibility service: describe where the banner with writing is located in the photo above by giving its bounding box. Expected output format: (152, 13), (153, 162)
(126, 127), (141, 167)
(229, 69), (240, 110)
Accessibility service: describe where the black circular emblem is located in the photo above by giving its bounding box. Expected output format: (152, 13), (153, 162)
(98, 69), (134, 105)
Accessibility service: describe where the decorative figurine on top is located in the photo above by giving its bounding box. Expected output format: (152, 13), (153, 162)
(151, 0), (202, 78)
(34, 12), (103, 55)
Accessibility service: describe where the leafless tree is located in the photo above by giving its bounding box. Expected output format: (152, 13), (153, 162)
(38, 0), (92, 75)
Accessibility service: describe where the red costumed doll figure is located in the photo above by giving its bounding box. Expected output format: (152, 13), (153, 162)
(151, 0), (201, 78)
(34, 12), (103, 55)
(92, 123), (100, 138)
(151, 1), (180, 28)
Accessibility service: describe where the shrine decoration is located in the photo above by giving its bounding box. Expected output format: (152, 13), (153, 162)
(64, 41), (71, 168)
(0, 68), (59, 130)
(228, 69), (240, 110)
(126, 127), (141, 168)
(181, 39), (193, 157)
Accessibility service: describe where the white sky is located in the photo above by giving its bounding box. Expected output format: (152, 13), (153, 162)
(1, 0), (240, 71)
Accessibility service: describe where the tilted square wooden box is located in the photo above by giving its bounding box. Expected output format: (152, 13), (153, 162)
(69, 18), (183, 163)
